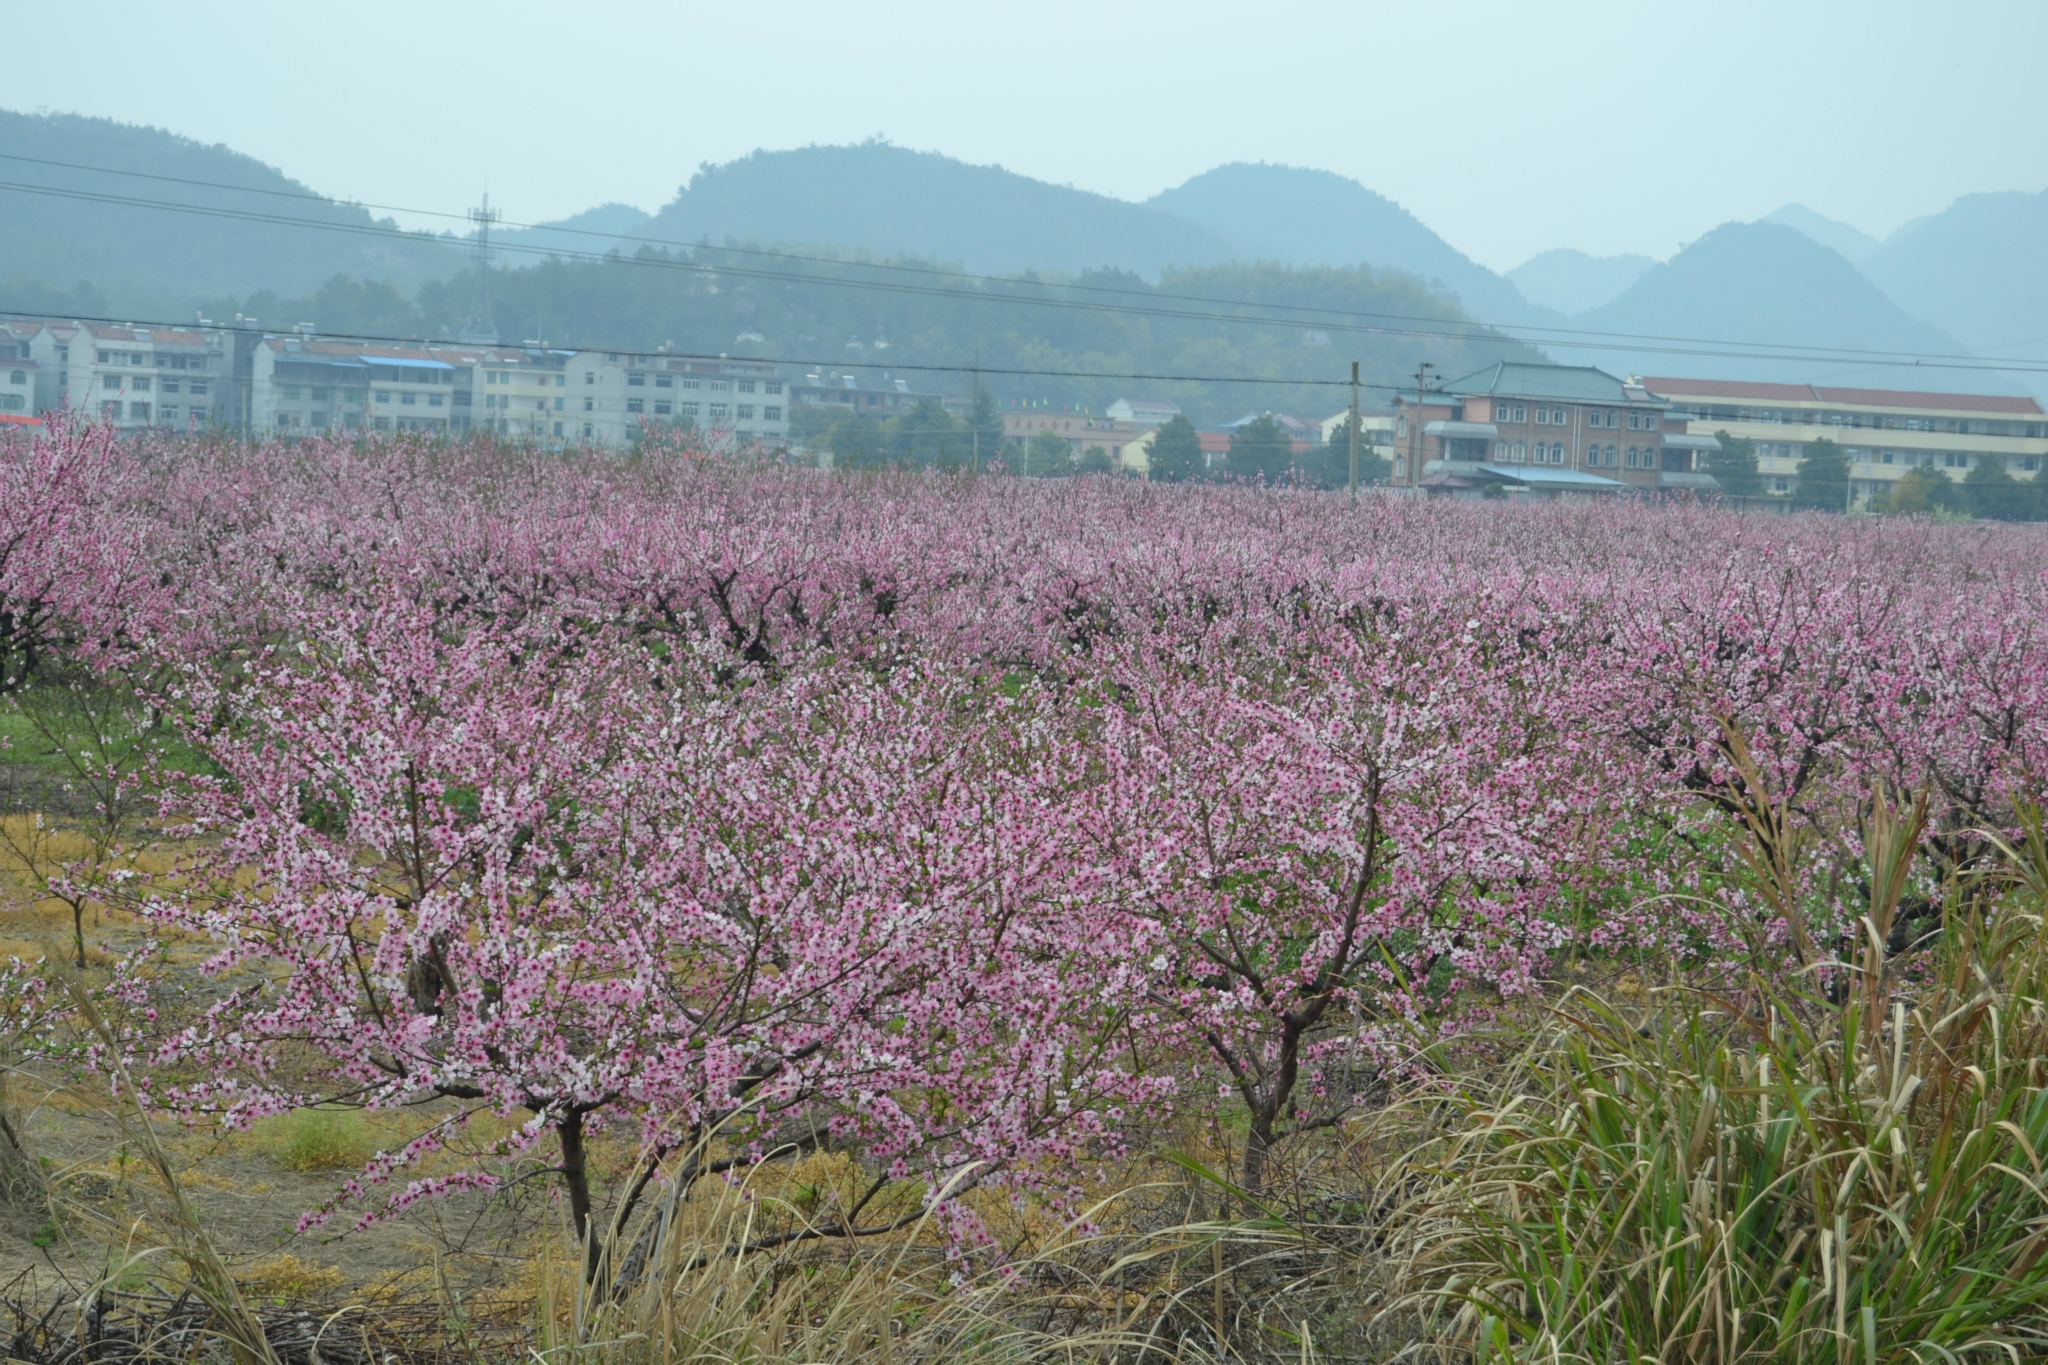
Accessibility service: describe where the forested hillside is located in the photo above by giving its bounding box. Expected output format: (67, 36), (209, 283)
(0, 110), (457, 307)
(641, 143), (1236, 276)
(416, 250), (1531, 422)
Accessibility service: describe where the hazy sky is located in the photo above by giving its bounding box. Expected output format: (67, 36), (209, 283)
(8, 0), (2046, 273)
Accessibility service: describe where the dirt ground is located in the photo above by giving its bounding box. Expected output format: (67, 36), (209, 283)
(0, 782), (553, 1314)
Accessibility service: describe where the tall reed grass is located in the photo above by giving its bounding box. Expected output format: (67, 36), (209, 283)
(1385, 791), (2048, 1363)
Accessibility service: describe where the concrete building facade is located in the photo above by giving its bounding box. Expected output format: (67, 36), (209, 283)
(72, 325), (227, 430)
(574, 351), (786, 448)
(1641, 377), (2047, 505)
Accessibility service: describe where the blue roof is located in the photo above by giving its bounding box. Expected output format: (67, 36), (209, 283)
(1480, 464), (1628, 490)
(360, 354), (454, 371)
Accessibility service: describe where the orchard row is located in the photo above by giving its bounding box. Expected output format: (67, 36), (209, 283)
(4, 420), (2044, 1243)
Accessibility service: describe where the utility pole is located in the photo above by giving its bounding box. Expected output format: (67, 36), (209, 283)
(1348, 360), (1361, 503)
(1408, 362), (1438, 489)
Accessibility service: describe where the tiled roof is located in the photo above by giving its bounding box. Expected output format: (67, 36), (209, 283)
(1814, 385), (2043, 416)
(1640, 376), (2043, 417)
(88, 325), (210, 345)
(1443, 362), (1641, 403)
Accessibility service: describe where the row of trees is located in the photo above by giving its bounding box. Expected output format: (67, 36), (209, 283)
(793, 401), (1396, 489)
(1709, 431), (2048, 520)
(10, 420), (2048, 1273)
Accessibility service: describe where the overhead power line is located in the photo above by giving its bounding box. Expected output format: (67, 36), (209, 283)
(2, 160), (2046, 377)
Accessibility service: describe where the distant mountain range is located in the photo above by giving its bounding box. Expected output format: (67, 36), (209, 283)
(1759, 204), (1881, 263)
(1564, 222), (1987, 388)
(0, 109), (2040, 399)
(1859, 189), (2048, 386)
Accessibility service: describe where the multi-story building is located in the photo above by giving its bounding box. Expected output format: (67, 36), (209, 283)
(1640, 377), (2047, 505)
(0, 339), (34, 419)
(789, 370), (937, 424)
(472, 348), (571, 438)
(241, 335), (576, 438)
(69, 325), (227, 430)
(249, 335), (469, 434)
(574, 351), (786, 447)
(1391, 362), (1719, 497)
(9, 320), (83, 414)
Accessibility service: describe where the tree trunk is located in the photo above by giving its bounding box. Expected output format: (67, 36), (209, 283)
(1241, 1112), (1273, 1211)
(556, 1109), (598, 1280)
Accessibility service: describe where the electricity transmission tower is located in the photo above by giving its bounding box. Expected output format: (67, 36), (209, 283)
(462, 193), (502, 344)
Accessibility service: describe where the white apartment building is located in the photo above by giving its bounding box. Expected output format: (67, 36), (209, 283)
(1645, 376), (2048, 505)
(572, 350), (787, 447)
(0, 332), (34, 418)
(9, 320), (83, 414)
(65, 325), (226, 430)
(473, 349), (571, 439)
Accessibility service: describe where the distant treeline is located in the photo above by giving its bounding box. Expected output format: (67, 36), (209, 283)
(153, 250), (1539, 425)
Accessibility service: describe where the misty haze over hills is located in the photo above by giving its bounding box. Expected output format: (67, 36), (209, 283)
(0, 109), (2040, 399)
(1145, 163), (1549, 324)
(1507, 250), (1656, 315)
(1565, 222), (1978, 385)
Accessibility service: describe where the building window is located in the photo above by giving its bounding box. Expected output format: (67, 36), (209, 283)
(429, 393), (444, 407)
(553, 397), (563, 411)
(681, 402), (700, 417)
(582, 423), (593, 437)
(130, 402), (150, 420)
(401, 392), (416, 406)
(737, 405), (754, 420)
(710, 379), (730, 392)
(682, 377), (700, 390)
(585, 371), (595, 385)
(655, 401), (672, 415)
(584, 397), (594, 412)
(764, 381), (783, 396)
(1396, 416), (1408, 437)
(376, 391), (391, 404)
(627, 398), (644, 413)
(737, 380), (756, 394)
(709, 404), (729, 420)
(763, 405), (782, 422)
(628, 372), (646, 386)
